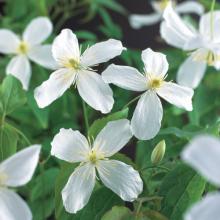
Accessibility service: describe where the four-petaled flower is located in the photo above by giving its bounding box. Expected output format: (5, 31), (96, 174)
(182, 135), (220, 220)
(102, 48), (194, 140)
(34, 29), (125, 113)
(51, 119), (143, 213)
(0, 17), (57, 90)
(0, 145), (41, 220)
(161, 3), (220, 88)
(129, 0), (204, 29)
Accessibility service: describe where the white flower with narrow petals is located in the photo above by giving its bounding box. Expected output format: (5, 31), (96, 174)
(181, 135), (220, 220)
(34, 29), (125, 113)
(129, 0), (204, 29)
(161, 3), (220, 88)
(0, 145), (41, 220)
(51, 119), (143, 214)
(0, 17), (57, 90)
(102, 48), (194, 140)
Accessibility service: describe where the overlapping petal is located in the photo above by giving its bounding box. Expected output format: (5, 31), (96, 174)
(34, 68), (76, 108)
(23, 17), (52, 45)
(102, 64), (147, 92)
(77, 70), (114, 114)
(157, 82), (193, 111)
(182, 135), (220, 186)
(175, 1), (204, 15)
(51, 128), (90, 163)
(131, 90), (163, 140)
(0, 145), (41, 187)
(0, 188), (32, 220)
(6, 55), (31, 90)
(62, 163), (96, 214)
(97, 160), (143, 201)
(93, 119), (132, 157)
(81, 39), (125, 67)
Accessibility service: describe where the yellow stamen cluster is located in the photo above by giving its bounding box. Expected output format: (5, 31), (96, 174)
(64, 58), (80, 70)
(0, 172), (7, 186)
(148, 78), (164, 89)
(158, 0), (170, 11)
(88, 150), (104, 165)
(16, 41), (29, 54)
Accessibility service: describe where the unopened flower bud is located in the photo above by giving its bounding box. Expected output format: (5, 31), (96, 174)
(151, 140), (166, 165)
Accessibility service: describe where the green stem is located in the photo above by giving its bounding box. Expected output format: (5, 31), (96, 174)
(82, 100), (89, 135)
(40, 163), (46, 218)
(0, 114), (5, 161)
(210, 0), (216, 39)
(122, 95), (141, 110)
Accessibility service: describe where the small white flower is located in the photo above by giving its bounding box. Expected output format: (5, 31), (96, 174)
(0, 145), (41, 220)
(34, 29), (125, 113)
(161, 3), (220, 88)
(102, 48), (193, 140)
(181, 135), (220, 220)
(51, 119), (143, 214)
(129, 0), (204, 29)
(0, 17), (57, 90)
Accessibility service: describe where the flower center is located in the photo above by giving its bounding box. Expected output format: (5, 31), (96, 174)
(16, 41), (29, 54)
(192, 49), (220, 66)
(0, 172), (7, 187)
(148, 78), (163, 89)
(88, 150), (104, 165)
(158, 0), (169, 10)
(64, 58), (81, 70)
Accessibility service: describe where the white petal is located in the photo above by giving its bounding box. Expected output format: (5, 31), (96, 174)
(23, 17), (52, 45)
(157, 82), (194, 111)
(0, 29), (20, 54)
(177, 55), (207, 89)
(129, 13), (161, 29)
(97, 160), (143, 201)
(81, 39), (125, 67)
(52, 29), (80, 65)
(184, 192), (220, 220)
(102, 64), (147, 92)
(131, 91), (163, 140)
(51, 128), (90, 163)
(182, 135), (220, 186)
(175, 1), (204, 15)
(77, 70), (114, 114)
(161, 3), (197, 50)
(6, 55), (31, 90)
(28, 45), (58, 69)
(93, 119), (132, 157)
(142, 48), (168, 78)
(199, 12), (220, 43)
(62, 163), (95, 214)
(0, 188), (32, 220)
(0, 145), (41, 187)
(34, 68), (76, 108)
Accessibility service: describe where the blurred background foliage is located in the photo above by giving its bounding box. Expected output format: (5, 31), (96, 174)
(0, 0), (220, 219)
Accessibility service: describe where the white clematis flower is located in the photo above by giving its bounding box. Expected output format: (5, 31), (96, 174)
(51, 119), (143, 214)
(181, 135), (220, 220)
(102, 48), (193, 140)
(0, 145), (41, 220)
(161, 3), (220, 88)
(0, 17), (57, 90)
(34, 29), (125, 113)
(129, 0), (204, 29)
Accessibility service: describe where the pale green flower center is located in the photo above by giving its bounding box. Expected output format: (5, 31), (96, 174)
(16, 41), (29, 55)
(0, 172), (7, 187)
(88, 150), (104, 165)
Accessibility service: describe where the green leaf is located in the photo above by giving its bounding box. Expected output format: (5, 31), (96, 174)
(0, 75), (26, 116)
(159, 164), (206, 220)
(88, 108), (129, 139)
(101, 206), (132, 220)
(0, 123), (18, 161)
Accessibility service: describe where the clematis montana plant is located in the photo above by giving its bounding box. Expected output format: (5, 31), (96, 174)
(0, 145), (41, 220)
(0, 17), (57, 90)
(182, 135), (220, 220)
(129, 0), (204, 29)
(161, 3), (220, 88)
(51, 119), (143, 213)
(34, 29), (125, 113)
(102, 48), (193, 140)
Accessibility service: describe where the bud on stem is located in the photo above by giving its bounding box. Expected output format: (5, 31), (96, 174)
(151, 140), (166, 165)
